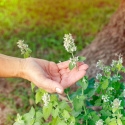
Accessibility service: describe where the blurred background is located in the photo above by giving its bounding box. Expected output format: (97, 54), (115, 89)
(0, 0), (121, 124)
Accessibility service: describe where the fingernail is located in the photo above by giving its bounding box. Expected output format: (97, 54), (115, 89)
(56, 88), (63, 94)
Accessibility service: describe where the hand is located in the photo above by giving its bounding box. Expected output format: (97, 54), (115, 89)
(21, 57), (88, 94)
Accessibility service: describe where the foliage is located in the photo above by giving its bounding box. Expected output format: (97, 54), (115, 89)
(14, 35), (125, 125)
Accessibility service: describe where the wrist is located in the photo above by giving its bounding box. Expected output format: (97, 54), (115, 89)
(17, 58), (27, 78)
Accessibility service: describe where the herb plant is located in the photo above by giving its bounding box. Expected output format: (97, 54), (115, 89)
(14, 34), (125, 125)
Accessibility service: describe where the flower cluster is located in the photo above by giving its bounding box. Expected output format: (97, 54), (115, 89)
(112, 98), (122, 108)
(102, 95), (109, 102)
(118, 56), (123, 65)
(94, 82), (99, 88)
(69, 56), (79, 66)
(96, 60), (104, 70)
(64, 33), (77, 53)
(42, 93), (50, 106)
(103, 66), (110, 73)
(111, 56), (123, 67)
(96, 119), (104, 125)
(17, 40), (32, 55)
(111, 60), (117, 67)
(96, 73), (102, 80)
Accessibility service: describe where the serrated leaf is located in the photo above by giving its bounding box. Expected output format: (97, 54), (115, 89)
(43, 103), (52, 120)
(52, 107), (59, 118)
(23, 107), (35, 124)
(62, 110), (70, 119)
(35, 91), (42, 104)
(13, 120), (25, 125)
(69, 62), (75, 70)
(105, 117), (110, 124)
(35, 111), (43, 123)
(101, 79), (108, 89)
(73, 98), (83, 112)
(78, 56), (86, 62)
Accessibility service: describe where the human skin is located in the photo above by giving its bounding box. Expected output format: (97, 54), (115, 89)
(0, 54), (88, 94)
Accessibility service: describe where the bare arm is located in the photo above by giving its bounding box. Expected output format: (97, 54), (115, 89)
(0, 54), (88, 94)
(0, 54), (24, 78)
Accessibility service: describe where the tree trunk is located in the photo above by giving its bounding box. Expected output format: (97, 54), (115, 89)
(78, 0), (125, 78)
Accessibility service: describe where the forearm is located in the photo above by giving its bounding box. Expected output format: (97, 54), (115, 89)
(0, 54), (24, 78)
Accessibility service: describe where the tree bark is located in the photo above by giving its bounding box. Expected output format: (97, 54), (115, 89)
(78, 0), (125, 78)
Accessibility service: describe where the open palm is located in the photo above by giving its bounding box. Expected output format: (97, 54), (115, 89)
(23, 58), (88, 94)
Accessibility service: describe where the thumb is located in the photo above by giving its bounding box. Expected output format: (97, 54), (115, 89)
(44, 79), (64, 94)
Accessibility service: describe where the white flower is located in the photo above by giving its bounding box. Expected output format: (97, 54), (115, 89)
(42, 93), (50, 106)
(111, 60), (117, 67)
(70, 56), (79, 65)
(96, 60), (104, 70)
(112, 98), (122, 108)
(64, 33), (77, 53)
(96, 119), (104, 125)
(96, 73), (102, 80)
(94, 82), (99, 88)
(118, 57), (123, 65)
(104, 66), (110, 73)
(108, 87), (114, 91)
(102, 95), (109, 102)
(17, 40), (30, 55)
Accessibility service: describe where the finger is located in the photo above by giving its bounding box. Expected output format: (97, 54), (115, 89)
(57, 60), (70, 70)
(79, 64), (89, 71)
(69, 70), (86, 86)
(43, 78), (64, 94)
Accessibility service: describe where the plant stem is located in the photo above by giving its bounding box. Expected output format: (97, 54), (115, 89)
(72, 52), (74, 58)
(83, 101), (87, 125)
(67, 94), (73, 106)
(82, 88), (83, 96)
(72, 52), (79, 71)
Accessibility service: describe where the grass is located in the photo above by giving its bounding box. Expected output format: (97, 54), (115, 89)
(0, 0), (120, 62)
(0, 0), (121, 124)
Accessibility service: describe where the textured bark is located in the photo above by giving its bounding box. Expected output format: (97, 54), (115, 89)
(78, 0), (125, 78)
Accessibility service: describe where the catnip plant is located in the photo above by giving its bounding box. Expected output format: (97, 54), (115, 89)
(14, 34), (125, 125)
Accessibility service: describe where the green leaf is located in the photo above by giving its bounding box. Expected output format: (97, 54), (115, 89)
(62, 110), (70, 119)
(100, 110), (111, 117)
(35, 111), (43, 123)
(13, 121), (25, 125)
(23, 107), (35, 125)
(73, 97), (83, 112)
(94, 99), (101, 106)
(34, 122), (40, 125)
(31, 82), (35, 92)
(51, 107), (59, 118)
(112, 107), (118, 113)
(69, 62), (75, 70)
(117, 118), (122, 125)
(64, 87), (70, 94)
(78, 56), (86, 62)
(58, 121), (67, 125)
(71, 110), (81, 117)
(43, 103), (52, 120)
(105, 117), (111, 124)
(79, 77), (88, 90)
(35, 91), (42, 104)
(101, 79), (109, 89)
(109, 120), (117, 125)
